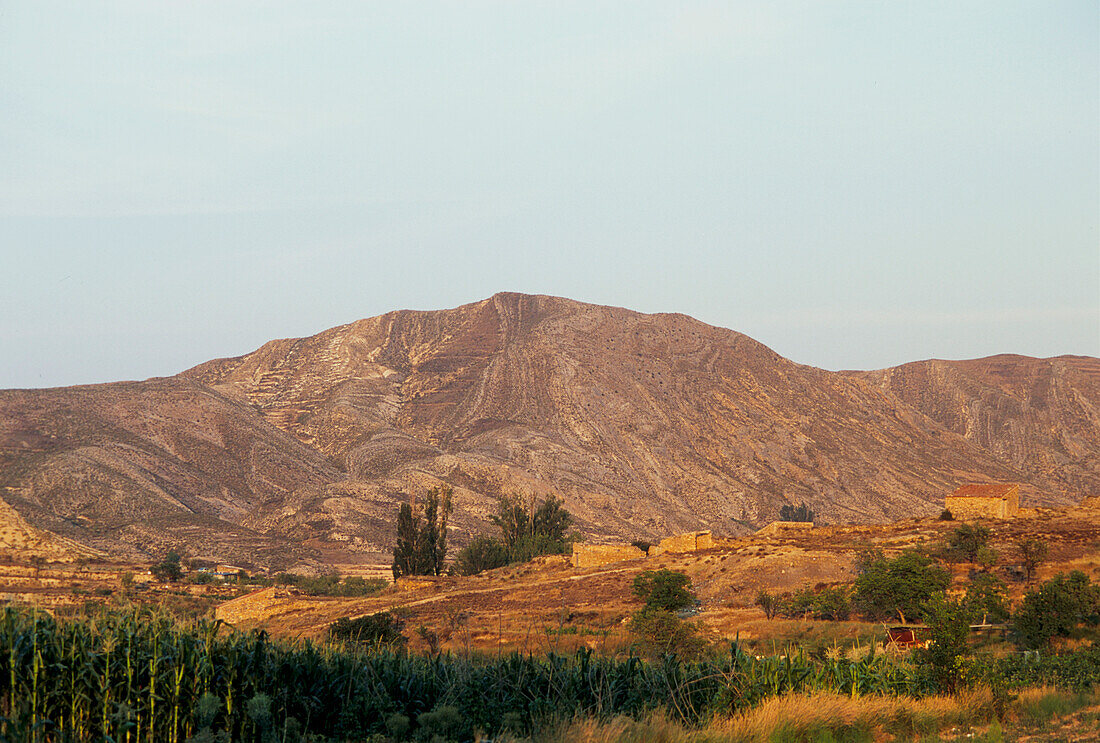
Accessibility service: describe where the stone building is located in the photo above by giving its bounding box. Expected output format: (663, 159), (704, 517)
(649, 531), (715, 555)
(571, 542), (646, 568)
(945, 483), (1020, 519)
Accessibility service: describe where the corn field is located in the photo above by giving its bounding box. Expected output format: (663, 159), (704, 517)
(0, 606), (1094, 742)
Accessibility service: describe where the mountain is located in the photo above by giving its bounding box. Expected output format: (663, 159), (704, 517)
(1, 293), (1096, 568)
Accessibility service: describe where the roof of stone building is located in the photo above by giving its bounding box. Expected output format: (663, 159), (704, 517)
(949, 483), (1019, 499)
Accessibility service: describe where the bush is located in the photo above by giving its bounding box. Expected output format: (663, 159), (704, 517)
(452, 536), (510, 576)
(1012, 571), (1100, 649)
(778, 585), (850, 621)
(938, 509), (954, 521)
(632, 569), (696, 613)
(328, 611), (407, 649)
(628, 609), (708, 659)
(853, 549), (950, 622)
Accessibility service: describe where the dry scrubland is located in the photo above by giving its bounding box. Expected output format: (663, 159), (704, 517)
(215, 502), (1100, 656)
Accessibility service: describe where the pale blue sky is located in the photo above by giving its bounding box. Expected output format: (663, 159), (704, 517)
(1, 1), (1097, 389)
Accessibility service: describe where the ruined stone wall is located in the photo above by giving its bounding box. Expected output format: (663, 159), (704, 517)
(571, 543), (646, 568)
(756, 521), (814, 537)
(650, 531), (713, 555)
(215, 587), (281, 624)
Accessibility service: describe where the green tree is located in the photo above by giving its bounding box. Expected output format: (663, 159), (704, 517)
(392, 502), (425, 580)
(853, 549), (950, 622)
(151, 550), (183, 582)
(755, 589), (779, 620)
(944, 523), (991, 563)
(963, 573), (1010, 623)
(632, 569), (696, 613)
(1012, 571), (1100, 649)
(453, 536), (510, 576)
(1016, 537), (1049, 582)
(491, 494), (531, 553)
(779, 502), (815, 522)
(491, 493), (575, 562)
(917, 592), (973, 692)
(419, 486), (454, 576)
(392, 487), (454, 580)
(628, 608), (707, 659)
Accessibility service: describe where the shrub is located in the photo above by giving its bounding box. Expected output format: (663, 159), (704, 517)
(328, 611), (408, 649)
(632, 569), (696, 613)
(853, 549), (950, 622)
(628, 609), (708, 659)
(778, 585), (851, 621)
(1012, 571), (1100, 649)
(453, 536), (510, 576)
(939, 509), (955, 521)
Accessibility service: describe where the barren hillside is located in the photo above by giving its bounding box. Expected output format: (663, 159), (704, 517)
(1, 293), (1096, 565)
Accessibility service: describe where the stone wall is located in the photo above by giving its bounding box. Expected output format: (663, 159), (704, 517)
(756, 521), (814, 537)
(650, 531), (714, 555)
(215, 587), (282, 625)
(571, 543), (646, 568)
(945, 493), (1019, 519)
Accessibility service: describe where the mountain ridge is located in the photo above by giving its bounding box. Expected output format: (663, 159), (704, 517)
(1, 292), (1096, 569)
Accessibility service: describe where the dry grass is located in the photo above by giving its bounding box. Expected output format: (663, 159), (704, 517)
(522, 687), (1100, 743)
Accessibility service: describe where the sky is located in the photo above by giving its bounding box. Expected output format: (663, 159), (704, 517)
(0, 1), (1097, 389)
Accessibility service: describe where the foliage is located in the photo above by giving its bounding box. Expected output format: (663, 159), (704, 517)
(1012, 571), (1100, 649)
(273, 573), (387, 597)
(853, 549), (950, 622)
(755, 589), (779, 620)
(452, 535), (510, 576)
(392, 486), (454, 580)
(1016, 538), (1049, 582)
(328, 611), (408, 650)
(916, 592), (973, 692)
(492, 493), (575, 561)
(151, 549), (184, 582)
(627, 610), (708, 659)
(963, 573), (1011, 624)
(8, 605), (1100, 741)
(975, 545), (999, 572)
(632, 569), (696, 613)
(777, 585), (851, 621)
(779, 502), (815, 523)
(631, 540), (652, 553)
(938, 509), (955, 521)
(944, 523), (991, 563)
(456, 493), (577, 576)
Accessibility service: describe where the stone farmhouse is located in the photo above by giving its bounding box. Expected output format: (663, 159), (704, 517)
(946, 483), (1020, 519)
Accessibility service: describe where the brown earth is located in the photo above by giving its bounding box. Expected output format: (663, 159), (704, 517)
(1, 293), (1097, 567)
(214, 503), (1100, 654)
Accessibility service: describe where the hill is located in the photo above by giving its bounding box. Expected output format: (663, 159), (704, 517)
(1, 293), (1097, 567)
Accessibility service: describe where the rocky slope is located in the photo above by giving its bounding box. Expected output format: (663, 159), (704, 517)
(1, 293), (1096, 566)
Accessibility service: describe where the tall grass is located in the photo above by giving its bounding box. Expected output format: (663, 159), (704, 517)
(0, 606), (1096, 741)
